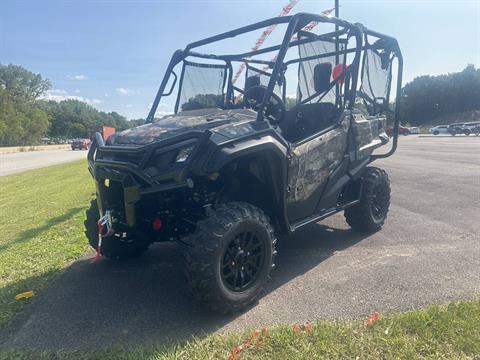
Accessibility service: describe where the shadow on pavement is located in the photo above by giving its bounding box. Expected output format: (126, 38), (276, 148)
(2, 222), (369, 350)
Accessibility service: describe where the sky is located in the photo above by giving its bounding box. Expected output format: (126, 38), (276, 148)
(1, 0), (479, 119)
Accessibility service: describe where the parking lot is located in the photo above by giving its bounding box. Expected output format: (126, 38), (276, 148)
(2, 136), (479, 350)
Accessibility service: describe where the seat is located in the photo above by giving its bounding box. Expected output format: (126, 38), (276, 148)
(245, 75), (261, 91)
(279, 103), (337, 142)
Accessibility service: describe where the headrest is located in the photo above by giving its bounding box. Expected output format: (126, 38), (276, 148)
(313, 63), (332, 93)
(245, 75), (261, 90)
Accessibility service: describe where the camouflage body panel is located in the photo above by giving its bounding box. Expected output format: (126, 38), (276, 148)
(287, 111), (350, 203)
(113, 108), (257, 145)
(352, 112), (388, 160)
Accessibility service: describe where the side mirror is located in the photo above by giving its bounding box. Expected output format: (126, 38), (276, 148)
(313, 63), (332, 93)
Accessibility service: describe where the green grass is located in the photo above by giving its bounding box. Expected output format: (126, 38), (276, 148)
(1, 299), (479, 359)
(155, 300), (480, 359)
(0, 160), (93, 328)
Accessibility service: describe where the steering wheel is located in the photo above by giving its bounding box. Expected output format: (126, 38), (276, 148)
(243, 85), (285, 125)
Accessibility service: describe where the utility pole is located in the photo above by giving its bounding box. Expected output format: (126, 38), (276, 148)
(335, 0), (340, 104)
(335, 0), (340, 64)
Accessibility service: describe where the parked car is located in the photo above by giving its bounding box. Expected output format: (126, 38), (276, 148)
(429, 125), (449, 135)
(408, 127), (420, 134)
(71, 138), (91, 150)
(463, 122), (480, 136)
(447, 123), (470, 136)
(386, 125), (410, 137)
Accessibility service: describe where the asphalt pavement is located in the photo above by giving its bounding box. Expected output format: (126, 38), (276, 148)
(1, 136), (479, 350)
(0, 149), (87, 176)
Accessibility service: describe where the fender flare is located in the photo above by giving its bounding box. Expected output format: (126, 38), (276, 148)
(204, 135), (291, 234)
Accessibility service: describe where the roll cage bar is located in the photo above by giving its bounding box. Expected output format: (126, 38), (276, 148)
(147, 12), (403, 158)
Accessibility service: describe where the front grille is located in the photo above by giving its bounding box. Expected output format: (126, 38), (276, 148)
(110, 152), (144, 165)
(97, 148), (145, 167)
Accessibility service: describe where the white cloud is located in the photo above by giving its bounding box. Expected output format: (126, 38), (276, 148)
(66, 74), (88, 80)
(74, 89), (81, 94)
(40, 89), (102, 105)
(49, 88), (67, 95)
(125, 104), (133, 108)
(147, 102), (170, 110)
(116, 87), (136, 96)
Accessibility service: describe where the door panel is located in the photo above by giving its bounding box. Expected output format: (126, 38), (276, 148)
(352, 112), (387, 161)
(286, 111), (349, 221)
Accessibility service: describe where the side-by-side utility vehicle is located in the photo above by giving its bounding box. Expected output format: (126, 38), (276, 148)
(86, 13), (403, 313)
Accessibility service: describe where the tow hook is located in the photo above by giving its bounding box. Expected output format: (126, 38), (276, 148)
(92, 210), (114, 262)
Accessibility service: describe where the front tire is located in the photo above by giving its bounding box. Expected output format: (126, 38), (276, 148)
(84, 200), (150, 260)
(344, 167), (391, 233)
(183, 202), (276, 314)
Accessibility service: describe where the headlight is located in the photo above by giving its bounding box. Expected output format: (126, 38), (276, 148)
(175, 145), (194, 162)
(144, 142), (196, 177)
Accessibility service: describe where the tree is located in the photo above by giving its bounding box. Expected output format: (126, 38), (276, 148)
(285, 97), (296, 110)
(0, 64), (51, 101)
(400, 65), (480, 126)
(181, 94), (224, 111)
(0, 64), (52, 145)
(0, 87), (50, 146)
(41, 99), (132, 139)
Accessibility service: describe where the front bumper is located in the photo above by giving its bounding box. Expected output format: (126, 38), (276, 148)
(87, 131), (205, 227)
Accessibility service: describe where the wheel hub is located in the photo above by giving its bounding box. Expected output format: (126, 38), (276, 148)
(370, 185), (389, 221)
(221, 230), (265, 292)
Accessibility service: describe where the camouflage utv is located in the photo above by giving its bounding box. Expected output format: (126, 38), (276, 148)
(86, 13), (403, 313)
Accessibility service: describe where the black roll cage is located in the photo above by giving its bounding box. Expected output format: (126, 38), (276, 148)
(147, 12), (403, 159)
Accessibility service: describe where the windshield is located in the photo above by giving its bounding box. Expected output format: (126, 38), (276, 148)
(176, 61), (227, 113)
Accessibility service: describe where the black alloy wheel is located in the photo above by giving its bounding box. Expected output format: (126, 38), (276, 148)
(221, 230), (266, 292)
(369, 181), (390, 223)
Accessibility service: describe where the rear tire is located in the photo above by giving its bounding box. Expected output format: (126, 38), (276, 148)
(84, 200), (150, 260)
(183, 202), (276, 314)
(344, 167), (391, 233)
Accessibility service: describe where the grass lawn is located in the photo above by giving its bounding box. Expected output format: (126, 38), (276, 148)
(0, 160), (93, 328)
(1, 299), (479, 359)
(1, 161), (479, 359)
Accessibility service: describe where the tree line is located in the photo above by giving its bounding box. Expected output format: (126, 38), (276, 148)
(400, 65), (480, 126)
(0, 64), (132, 146)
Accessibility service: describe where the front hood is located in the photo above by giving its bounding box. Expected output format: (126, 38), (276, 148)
(113, 108), (257, 145)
